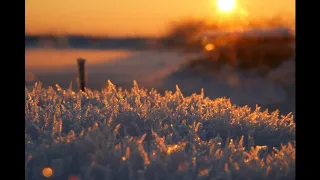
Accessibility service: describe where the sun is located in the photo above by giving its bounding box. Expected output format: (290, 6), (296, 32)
(217, 0), (236, 12)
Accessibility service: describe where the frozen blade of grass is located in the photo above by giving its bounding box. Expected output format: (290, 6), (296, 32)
(137, 134), (147, 144)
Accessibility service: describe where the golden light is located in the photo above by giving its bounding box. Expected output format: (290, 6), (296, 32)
(217, 0), (236, 12)
(42, 167), (53, 177)
(122, 156), (126, 161)
(205, 44), (215, 51)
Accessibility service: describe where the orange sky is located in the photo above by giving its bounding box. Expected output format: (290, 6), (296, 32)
(25, 0), (295, 37)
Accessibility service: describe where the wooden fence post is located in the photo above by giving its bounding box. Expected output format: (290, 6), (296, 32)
(77, 58), (86, 91)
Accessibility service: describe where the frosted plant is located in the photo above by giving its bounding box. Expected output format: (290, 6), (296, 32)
(25, 81), (295, 180)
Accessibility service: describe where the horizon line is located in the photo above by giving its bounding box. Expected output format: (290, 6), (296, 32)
(25, 33), (161, 39)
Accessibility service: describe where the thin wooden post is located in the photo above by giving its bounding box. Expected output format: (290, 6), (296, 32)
(77, 58), (86, 91)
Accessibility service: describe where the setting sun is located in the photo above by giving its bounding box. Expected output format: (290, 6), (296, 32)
(217, 0), (236, 12)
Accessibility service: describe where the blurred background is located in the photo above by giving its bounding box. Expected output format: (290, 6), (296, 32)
(25, 0), (295, 115)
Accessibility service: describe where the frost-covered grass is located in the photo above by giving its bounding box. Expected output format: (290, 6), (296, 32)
(25, 81), (295, 180)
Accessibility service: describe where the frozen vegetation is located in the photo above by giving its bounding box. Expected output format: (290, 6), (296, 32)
(25, 81), (295, 180)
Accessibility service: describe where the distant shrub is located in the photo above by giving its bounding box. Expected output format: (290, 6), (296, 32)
(163, 16), (293, 47)
(183, 42), (294, 74)
(162, 18), (208, 51)
(26, 81), (295, 180)
(164, 16), (295, 71)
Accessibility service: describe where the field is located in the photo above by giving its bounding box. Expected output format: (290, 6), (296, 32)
(25, 81), (295, 180)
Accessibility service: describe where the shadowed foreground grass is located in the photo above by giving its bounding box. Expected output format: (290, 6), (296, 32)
(25, 81), (295, 180)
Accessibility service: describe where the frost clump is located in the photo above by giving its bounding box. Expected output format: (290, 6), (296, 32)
(25, 81), (295, 180)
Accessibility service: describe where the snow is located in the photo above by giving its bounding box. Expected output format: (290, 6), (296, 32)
(267, 60), (295, 85)
(158, 64), (291, 107)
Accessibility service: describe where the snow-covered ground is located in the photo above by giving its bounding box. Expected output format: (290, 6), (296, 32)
(156, 60), (295, 114)
(25, 49), (199, 89)
(25, 48), (295, 114)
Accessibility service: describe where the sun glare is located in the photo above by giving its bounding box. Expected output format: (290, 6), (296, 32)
(205, 44), (215, 51)
(217, 0), (236, 12)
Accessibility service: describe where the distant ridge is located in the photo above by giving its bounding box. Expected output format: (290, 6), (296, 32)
(25, 35), (160, 50)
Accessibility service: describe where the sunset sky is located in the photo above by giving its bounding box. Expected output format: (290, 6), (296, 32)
(25, 0), (295, 37)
